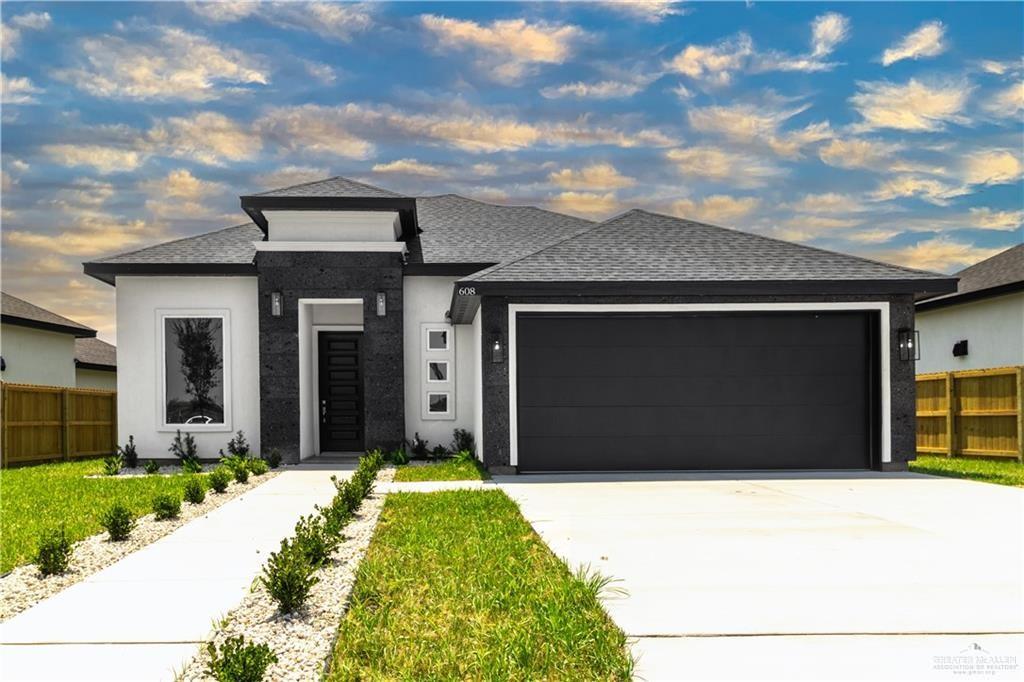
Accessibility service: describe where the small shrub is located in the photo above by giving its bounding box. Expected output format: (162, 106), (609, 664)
(430, 444), (448, 460)
(232, 463), (249, 484)
(183, 477), (206, 504)
(261, 538), (318, 613)
(409, 432), (429, 459)
(450, 428), (475, 455)
(334, 478), (363, 515)
(169, 429), (201, 472)
(387, 447), (409, 465)
(36, 526), (72, 576)
(102, 453), (123, 476)
(263, 449), (282, 469)
(118, 434), (139, 469)
(209, 466), (232, 493)
(248, 458), (269, 476)
(220, 452), (250, 483)
(362, 448), (385, 472)
(453, 449), (475, 464)
(205, 636), (277, 682)
(144, 459), (161, 475)
(100, 503), (135, 541)
(293, 514), (338, 567)
(152, 493), (181, 520)
(226, 430), (250, 458)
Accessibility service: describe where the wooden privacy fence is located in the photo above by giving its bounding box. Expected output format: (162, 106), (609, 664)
(1, 382), (117, 467)
(916, 366), (1024, 461)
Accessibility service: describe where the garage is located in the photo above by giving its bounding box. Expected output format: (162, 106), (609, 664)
(515, 311), (880, 471)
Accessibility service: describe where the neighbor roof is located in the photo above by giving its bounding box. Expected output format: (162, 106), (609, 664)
(464, 209), (953, 288)
(75, 337), (116, 371)
(917, 243), (1024, 311)
(1, 292), (97, 338)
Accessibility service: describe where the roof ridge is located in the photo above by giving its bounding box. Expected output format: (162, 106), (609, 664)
(91, 223), (256, 263)
(419, 193), (595, 223)
(252, 175), (402, 197)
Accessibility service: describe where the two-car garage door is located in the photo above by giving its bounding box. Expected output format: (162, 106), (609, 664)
(515, 311), (878, 471)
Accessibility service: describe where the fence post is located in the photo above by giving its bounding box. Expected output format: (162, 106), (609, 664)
(1016, 367), (1023, 463)
(1, 383), (7, 468)
(112, 391), (118, 456)
(61, 388), (71, 461)
(945, 372), (955, 458)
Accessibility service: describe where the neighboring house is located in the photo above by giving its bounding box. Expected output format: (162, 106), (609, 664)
(83, 177), (955, 472)
(1, 292), (116, 390)
(915, 244), (1024, 374)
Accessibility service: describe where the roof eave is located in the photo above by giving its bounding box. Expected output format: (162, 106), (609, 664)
(2, 314), (96, 338)
(916, 280), (1024, 312)
(75, 360), (116, 372)
(83, 262), (258, 286)
(239, 195), (420, 240)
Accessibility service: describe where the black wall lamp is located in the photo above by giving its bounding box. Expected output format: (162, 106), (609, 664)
(897, 328), (920, 361)
(491, 333), (504, 363)
(270, 291), (283, 317)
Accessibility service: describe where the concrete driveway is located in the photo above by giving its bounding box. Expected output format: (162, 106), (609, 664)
(495, 471), (1024, 680)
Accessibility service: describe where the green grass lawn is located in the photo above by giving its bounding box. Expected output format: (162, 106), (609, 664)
(328, 490), (633, 681)
(392, 458), (489, 482)
(0, 459), (203, 572)
(910, 455), (1024, 487)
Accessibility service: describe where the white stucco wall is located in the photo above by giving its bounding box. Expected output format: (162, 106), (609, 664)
(0, 324), (77, 387)
(266, 211), (401, 242)
(115, 276), (261, 460)
(916, 292), (1024, 373)
(403, 277), (477, 449)
(76, 368), (117, 390)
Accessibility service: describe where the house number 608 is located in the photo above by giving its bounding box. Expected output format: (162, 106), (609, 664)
(458, 287), (476, 296)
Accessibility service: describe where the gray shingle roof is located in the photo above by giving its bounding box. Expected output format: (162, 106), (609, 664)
(90, 224), (262, 265)
(467, 209), (949, 283)
(252, 176), (405, 198)
(413, 194), (594, 264)
(1, 292), (96, 337)
(919, 243), (1023, 305)
(75, 337), (116, 369)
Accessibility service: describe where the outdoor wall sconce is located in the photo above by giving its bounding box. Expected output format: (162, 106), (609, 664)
(376, 292), (387, 317)
(953, 339), (969, 357)
(897, 328), (920, 361)
(491, 334), (504, 363)
(270, 291), (283, 317)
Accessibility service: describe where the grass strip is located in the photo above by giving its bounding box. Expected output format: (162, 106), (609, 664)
(328, 489), (632, 681)
(910, 455), (1024, 487)
(392, 458), (489, 482)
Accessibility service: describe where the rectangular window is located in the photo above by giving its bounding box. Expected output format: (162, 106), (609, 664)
(426, 360), (449, 382)
(427, 329), (449, 351)
(427, 392), (450, 415)
(164, 316), (225, 426)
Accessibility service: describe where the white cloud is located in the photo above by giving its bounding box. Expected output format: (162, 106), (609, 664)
(53, 177), (116, 209)
(4, 212), (155, 256)
(850, 78), (972, 132)
(874, 237), (1003, 272)
(55, 26), (268, 101)
(665, 146), (783, 187)
(1, 73), (42, 104)
(254, 165), (330, 191)
(871, 175), (968, 206)
(549, 162), (636, 190)
(881, 20), (946, 66)
(811, 12), (850, 58)
(818, 137), (901, 169)
(775, 215), (864, 242)
(42, 144), (144, 174)
(9, 11), (52, 30)
(141, 169), (225, 218)
(372, 158), (447, 177)
(672, 195), (761, 224)
(668, 33), (753, 86)
(687, 102), (832, 158)
(602, 1), (688, 23)
(983, 82), (1024, 118)
(785, 193), (865, 214)
(471, 163), (499, 177)
(960, 148), (1023, 185)
(256, 104), (374, 158)
(548, 191), (620, 217)
(189, 1), (371, 41)
(968, 207), (1024, 231)
(149, 111), (260, 165)
(421, 15), (584, 83)
(540, 76), (656, 100)
(303, 60), (337, 84)
(1, 11), (51, 59)
(188, 1), (258, 23)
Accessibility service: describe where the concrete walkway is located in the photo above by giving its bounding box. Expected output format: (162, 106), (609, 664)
(0, 463), (353, 682)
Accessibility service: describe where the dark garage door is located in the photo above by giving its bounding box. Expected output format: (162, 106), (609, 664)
(516, 311), (877, 471)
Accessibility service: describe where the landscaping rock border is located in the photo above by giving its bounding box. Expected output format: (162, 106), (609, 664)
(178, 466), (395, 682)
(0, 471), (281, 622)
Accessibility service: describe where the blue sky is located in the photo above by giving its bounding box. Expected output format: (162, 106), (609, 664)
(2, 1), (1022, 341)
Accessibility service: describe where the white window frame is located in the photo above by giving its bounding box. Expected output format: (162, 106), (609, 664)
(157, 308), (232, 433)
(426, 359), (450, 383)
(426, 327), (450, 351)
(426, 391), (452, 417)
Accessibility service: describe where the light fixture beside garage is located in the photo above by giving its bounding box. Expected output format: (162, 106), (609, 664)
(270, 291), (283, 317)
(491, 334), (504, 363)
(897, 328), (920, 361)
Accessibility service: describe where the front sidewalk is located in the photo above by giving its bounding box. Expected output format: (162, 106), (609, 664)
(0, 463), (353, 682)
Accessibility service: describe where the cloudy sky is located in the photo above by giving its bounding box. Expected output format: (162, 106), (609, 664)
(2, 1), (1022, 342)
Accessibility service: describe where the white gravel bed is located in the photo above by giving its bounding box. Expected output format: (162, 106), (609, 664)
(85, 462), (223, 478)
(0, 470), (281, 622)
(178, 466), (395, 682)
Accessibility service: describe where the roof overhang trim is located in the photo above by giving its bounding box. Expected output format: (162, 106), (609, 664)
(1, 314), (97, 338)
(916, 280), (1024, 312)
(239, 195), (419, 240)
(83, 262), (257, 286)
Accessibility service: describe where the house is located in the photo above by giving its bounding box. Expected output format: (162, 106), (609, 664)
(915, 244), (1024, 374)
(83, 177), (955, 472)
(1, 292), (117, 390)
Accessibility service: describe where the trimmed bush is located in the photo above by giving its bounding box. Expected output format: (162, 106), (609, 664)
(36, 526), (72, 576)
(183, 477), (206, 504)
(100, 502), (135, 541)
(261, 538), (318, 613)
(144, 459), (161, 475)
(263, 449), (282, 469)
(102, 453), (123, 476)
(205, 635), (277, 682)
(119, 434), (139, 469)
(232, 464), (249, 484)
(209, 466), (232, 493)
(220, 453), (250, 483)
(387, 448), (409, 465)
(293, 514), (338, 568)
(152, 493), (181, 520)
(248, 458), (269, 477)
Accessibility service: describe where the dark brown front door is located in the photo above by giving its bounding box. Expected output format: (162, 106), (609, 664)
(318, 332), (364, 452)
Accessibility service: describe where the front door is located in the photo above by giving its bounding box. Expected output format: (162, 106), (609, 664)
(318, 332), (364, 452)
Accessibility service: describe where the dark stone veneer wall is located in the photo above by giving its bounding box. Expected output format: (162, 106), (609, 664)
(256, 251), (405, 464)
(480, 293), (916, 474)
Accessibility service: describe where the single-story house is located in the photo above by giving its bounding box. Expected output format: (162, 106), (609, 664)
(1, 292), (117, 391)
(83, 177), (955, 472)
(915, 244), (1023, 374)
